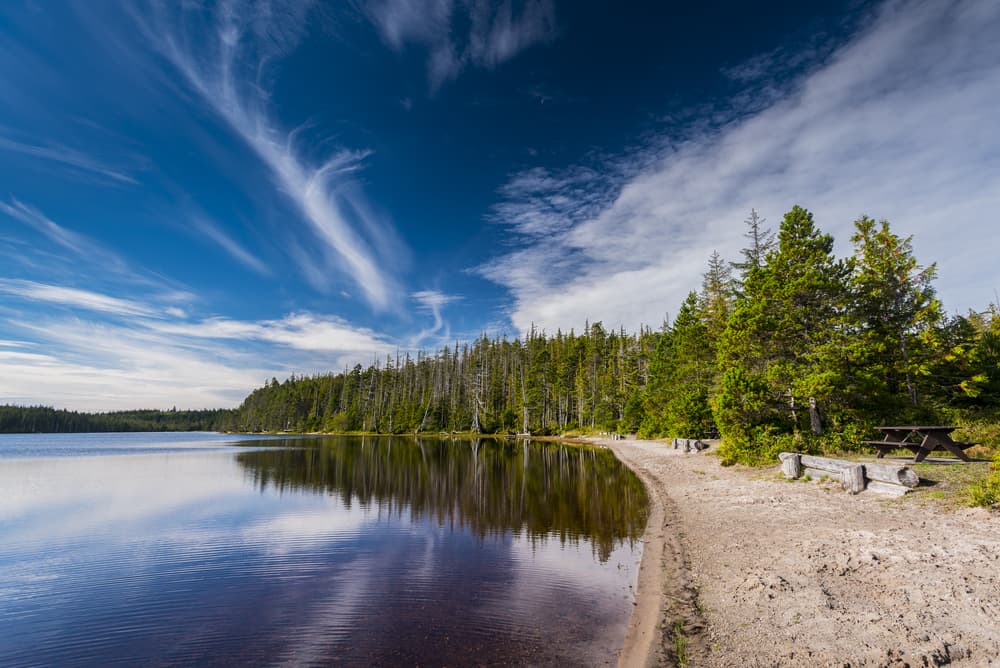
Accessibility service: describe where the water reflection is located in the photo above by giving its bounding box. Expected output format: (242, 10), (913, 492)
(238, 436), (648, 561)
(0, 434), (649, 666)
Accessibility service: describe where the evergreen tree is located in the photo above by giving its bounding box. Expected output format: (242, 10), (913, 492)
(662, 293), (716, 437)
(731, 208), (776, 279)
(716, 205), (850, 460)
(848, 216), (941, 413)
(700, 250), (735, 344)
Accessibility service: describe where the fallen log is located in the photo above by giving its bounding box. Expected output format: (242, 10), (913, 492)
(778, 453), (918, 488)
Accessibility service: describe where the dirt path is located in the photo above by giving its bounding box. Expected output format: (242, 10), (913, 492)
(598, 437), (1000, 667)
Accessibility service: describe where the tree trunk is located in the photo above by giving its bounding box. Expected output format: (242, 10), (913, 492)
(808, 396), (822, 435)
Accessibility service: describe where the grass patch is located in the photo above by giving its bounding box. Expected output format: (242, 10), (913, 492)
(964, 452), (1000, 508)
(909, 460), (993, 506)
(672, 617), (689, 667)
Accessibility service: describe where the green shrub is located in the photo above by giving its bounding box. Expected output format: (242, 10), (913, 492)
(718, 422), (875, 466)
(717, 426), (806, 466)
(966, 452), (1000, 508)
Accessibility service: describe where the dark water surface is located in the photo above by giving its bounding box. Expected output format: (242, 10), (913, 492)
(0, 433), (648, 666)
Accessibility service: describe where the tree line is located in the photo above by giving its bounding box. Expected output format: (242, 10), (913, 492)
(0, 405), (231, 433)
(228, 205), (999, 464)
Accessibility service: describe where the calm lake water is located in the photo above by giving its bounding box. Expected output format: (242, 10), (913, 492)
(0, 432), (648, 666)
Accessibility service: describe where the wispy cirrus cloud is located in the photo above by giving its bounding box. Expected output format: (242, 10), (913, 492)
(149, 312), (395, 357)
(132, 1), (400, 310)
(0, 279), (158, 318)
(364, 0), (557, 90)
(0, 198), (197, 302)
(0, 133), (138, 185)
(482, 0), (1000, 334)
(0, 198), (132, 274)
(409, 289), (459, 345)
(190, 214), (271, 277)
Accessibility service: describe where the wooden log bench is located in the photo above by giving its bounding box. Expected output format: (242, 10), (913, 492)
(672, 437), (709, 453)
(779, 452), (919, 496)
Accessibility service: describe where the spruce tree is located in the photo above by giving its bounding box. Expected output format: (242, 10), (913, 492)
(731, 208), (776, 280)
(848, 216), (941, 414)
(716, 205), (850, 461)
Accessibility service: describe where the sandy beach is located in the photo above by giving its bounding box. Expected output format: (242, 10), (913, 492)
(598, 437), (1000, 667)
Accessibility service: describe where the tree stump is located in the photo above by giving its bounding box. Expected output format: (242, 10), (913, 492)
(781, 453), (801, 478)
(843, 464), (865, 494)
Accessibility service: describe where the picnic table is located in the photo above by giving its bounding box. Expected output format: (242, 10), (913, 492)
(863, 426), (977, 463)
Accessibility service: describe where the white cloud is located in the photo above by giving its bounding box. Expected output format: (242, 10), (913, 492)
(364, 0), (557, 90)
(0, 296), (400, 410)
(0, 133), (138, 184)
(409, 289), (459, 344)
(0, 278), (158, 317)
(192, 214), (271, 276)
(0, 317), (274, 410)
(136, 1), (400, 310)
(0, 198), (132, 275)
(149, 312), (396, 356)
(0, 199), (194, 299)
(483, 0), (1000, 334)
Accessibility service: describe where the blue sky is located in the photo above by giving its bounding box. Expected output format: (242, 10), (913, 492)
(1, 0), (999, 410)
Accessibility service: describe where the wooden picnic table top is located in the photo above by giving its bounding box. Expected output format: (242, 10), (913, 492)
(876, 425), (956, 432)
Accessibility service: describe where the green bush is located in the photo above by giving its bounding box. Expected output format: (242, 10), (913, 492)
(951, 417), (1000, 455)
(718, 422), (874, 466)
(717, 426), (809, 466)
(966, 453), (1000, 508)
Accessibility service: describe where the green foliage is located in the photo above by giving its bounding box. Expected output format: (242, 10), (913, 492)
(847, 216), (941, 414)
(715, 205), (851, 457)
(717, 427), (817, 467)
(0, 405), (230, 433)
(672, 617), (690, 667)
(710, 206), (990, 465)
(640, 292), (718, 438)
(965, 453), (1000, 508)
(229, 324), (660, 435)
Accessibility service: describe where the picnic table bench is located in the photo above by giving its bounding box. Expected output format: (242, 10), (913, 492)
(863, 426), (977, 463)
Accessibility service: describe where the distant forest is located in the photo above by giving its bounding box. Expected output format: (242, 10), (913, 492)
(0, 405), (231, 433)
(228, 206), (1000, 464)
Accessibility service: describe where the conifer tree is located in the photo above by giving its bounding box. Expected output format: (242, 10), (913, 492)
(848, 216), (941, 413)
(716, 205), (849, 458)
(731, 208), (776, 279)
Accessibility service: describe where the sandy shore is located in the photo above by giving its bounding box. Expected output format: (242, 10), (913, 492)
(596, 437), (1000, 667)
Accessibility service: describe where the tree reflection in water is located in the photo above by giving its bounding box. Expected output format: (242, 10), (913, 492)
(236, 436), (648, 562)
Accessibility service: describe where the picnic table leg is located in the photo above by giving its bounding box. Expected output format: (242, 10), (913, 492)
(912, 434), (933, 463)
(875, 437), (902, 459)
(926, 434), (972, 462)
(949, 445), (972, 462)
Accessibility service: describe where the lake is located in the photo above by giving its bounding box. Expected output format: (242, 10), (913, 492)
(0, 432), (648, 666)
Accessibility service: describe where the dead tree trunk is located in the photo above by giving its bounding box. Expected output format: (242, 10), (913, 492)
(809, 396), (822, 435)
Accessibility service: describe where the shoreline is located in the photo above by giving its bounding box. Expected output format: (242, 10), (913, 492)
(602, 437), (707, 667)
(592, 436), (1000, 667)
